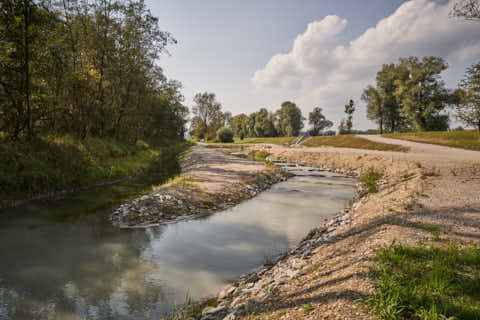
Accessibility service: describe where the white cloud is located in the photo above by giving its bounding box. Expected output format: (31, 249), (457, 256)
(252, 0), (480, 129)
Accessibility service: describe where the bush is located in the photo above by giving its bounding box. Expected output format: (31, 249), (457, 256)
(360, 168), (383, 194)
(216, 127), (234, 143)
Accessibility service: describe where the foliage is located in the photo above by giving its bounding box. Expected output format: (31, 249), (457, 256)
(0, 0), (187, 142)
(227, 101), (305, 139)
(275, 101), (305, 136)
(360, 168), (383, 194)
(367, 241), (480, 319)
(302, 135), (409, 152)
(247, 150), (271, 161)
(216, 127), (234, 143)
(395, 57), (452, 131)
(451, 0), (480, 21)
(384, 130), (480, 151)
(308, 107), (333, 136)
(341, 99), (355, 134)
(190, 92), (224, 140)
(0, 135), (191, 199)
(234, 136), (297, 144)
(456, 62), (480, 131)
(362, 56), (455, 133)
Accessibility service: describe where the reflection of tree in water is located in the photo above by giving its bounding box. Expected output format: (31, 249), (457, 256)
(0, 220), (169, 319)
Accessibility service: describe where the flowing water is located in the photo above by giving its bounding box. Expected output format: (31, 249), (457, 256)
(0, 168), (355, 319)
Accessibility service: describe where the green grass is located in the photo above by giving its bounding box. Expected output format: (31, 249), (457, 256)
(360, 168), (383, 195)
(234, 136), (297, 144)
(367, 241), (480, 320)
(248, 150), (271, 161)
(383, 130), (480, 151)
(0, 135), (193, 200)
(302, 135), (409, 152)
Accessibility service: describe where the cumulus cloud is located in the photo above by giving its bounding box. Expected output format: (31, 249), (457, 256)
(252, 0), (480, 128)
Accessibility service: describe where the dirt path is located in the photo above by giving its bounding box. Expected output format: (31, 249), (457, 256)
(181, 144), (265, 193)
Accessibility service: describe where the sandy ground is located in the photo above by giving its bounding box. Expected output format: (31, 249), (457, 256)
(218, 137), (480, 320)
(181, 144), (265, 192)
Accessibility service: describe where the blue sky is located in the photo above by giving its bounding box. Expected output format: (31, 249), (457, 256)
(147, 0), (479, 130)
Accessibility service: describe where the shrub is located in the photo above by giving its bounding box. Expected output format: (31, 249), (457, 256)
(360, 168), (383, 194)
(216, 127), (234, 143)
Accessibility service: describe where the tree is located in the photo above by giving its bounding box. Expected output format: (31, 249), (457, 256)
(191, 92), (223, 140)
(342, 99), (355, 134)
(253, 108), (276, 137)
(275, 101), (304, 136)
(456, 62), (480, 131)
(395, 56), (451, 131)
(362, 86), (384, 133)
(362, 64), (408, 134)
(338, 119), (347, 135)
(216, 127), (234, 143)
(308, 107), (333, 136)
(231, 113), (248, 139)
(451, 0), (480, 21)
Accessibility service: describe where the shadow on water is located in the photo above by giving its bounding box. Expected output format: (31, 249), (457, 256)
(0, 172), (356, 320)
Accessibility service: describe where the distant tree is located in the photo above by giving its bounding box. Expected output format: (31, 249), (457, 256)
(340, 99), (355, 134)
(362, 63), (407, 133)
(254, 108), (276, 137)
(451, 0), (480, 21)
(338, 119), (347, 135)
(216, 127), (234, 142)
(275, 101), (304, 136)
(308, 107), (333, 136)
(395, 56), (452, 131)
(191, 92), (223, 140)
(362, 86), (384, 134)
(456, 62), (480, 131)
(231, 113), (248, 138)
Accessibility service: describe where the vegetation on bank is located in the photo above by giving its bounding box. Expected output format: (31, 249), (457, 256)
(383, 130), (480, 151)
(204, 136), (296, 145)
(301, 135), (409, 152)
(236, 136), (297, 144)
(0, 136), (193, 200)
(367, 241), (480, 320)
(360, 168), (383, 195)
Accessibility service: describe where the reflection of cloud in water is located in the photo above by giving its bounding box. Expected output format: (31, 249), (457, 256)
(0, 175), (356, 319)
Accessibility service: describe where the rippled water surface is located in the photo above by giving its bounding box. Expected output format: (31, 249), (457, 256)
(0, 170), (355, 319)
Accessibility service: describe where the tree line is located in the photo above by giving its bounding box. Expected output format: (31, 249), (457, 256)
(189, 94), (346, 141)
(0, 0), (188, 142)
(189, 97), (311, 141)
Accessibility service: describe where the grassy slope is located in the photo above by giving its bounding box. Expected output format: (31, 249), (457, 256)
(0, 135), (192, 200)
(301, 135), (409, 152)
(368, 241), (480, 319)
(233, 136), (297, 144)
(383, 130), (480, 151)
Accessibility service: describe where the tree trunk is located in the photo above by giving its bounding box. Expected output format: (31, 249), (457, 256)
(23, 0), (32, 139)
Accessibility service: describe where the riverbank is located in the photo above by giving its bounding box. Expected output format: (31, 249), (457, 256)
(110, 144), (292, 227)
(166, 140), (480, 320)
(0, 136), (192, 209)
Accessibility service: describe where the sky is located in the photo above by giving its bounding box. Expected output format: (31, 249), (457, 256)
(146, 0), (480, 130)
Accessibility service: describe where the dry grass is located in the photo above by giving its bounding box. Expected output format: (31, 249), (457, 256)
(383, 130), (480, 151)
(301, 135), (409, 152)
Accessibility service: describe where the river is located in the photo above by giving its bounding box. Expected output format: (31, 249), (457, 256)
(0, 167), (355, 319)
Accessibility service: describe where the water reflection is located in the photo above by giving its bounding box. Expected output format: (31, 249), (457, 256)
(0, 173), (355, 319)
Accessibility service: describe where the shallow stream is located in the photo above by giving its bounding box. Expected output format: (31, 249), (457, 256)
(0, 167), (355, 319)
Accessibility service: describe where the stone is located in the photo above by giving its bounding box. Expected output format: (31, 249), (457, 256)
(202, 305), (226, 316)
